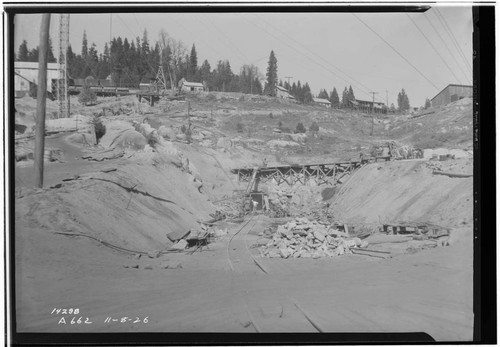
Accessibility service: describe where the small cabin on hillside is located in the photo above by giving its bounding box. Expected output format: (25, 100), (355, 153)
(276, 85), (294, 99)
(179, 78), (204, 92)
(313, 98), (331, 108)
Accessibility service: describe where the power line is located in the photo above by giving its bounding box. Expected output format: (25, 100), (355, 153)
(256, 15), (386, 103)
(245, 15), (383, 102)
(239, 15), (343, 84)
(202, 16), (250, 62)
(406, 13), (464, 84)
(115, 14), (156, 75)
(353, 13), (440, 91)
(162, 14), (227, 63)
(192, 15), (249, 63)
(434, 8), (472, 75)
(423, 11), (470, 82)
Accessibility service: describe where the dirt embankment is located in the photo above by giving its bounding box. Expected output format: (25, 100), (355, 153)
(329, 158), (473, 233)
(16, 151), (215, 253)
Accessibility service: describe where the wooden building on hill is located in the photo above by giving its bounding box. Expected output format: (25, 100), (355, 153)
(431, 84), (472, 107)
(349, 99), (386, 113)
(313, 97), (331, 108)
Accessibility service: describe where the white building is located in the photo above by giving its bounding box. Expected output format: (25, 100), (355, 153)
(178, 78), (204, 92)
(313, 97), (331, 108)
(15, 61), (59, 98)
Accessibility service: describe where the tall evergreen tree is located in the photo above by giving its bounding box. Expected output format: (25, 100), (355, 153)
(329, 87), (340, 108)
(199, 59), (211, 85)
(265, 50), (278, 96)
(28, 47), (39, 62)
(397, 88), (410, 111)
(81, 30), (88, 57)
(188, 44), (198, 81)
(348, 85), (355, 103)
(303, 83), (313, 103)
(17, 40), (29, 61)
(341, 87), (349, 108)
(47, 37), (57, 63)
(318, 89), (329, 99)
(253, 77), (263, 95)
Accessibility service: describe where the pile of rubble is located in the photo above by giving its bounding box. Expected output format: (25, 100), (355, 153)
(260, 217), (368, 259)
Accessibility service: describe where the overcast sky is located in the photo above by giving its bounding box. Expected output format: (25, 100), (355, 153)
(14, 6), (473, 107)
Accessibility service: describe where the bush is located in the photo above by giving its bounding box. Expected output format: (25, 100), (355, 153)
(236, 122), (244, 133)
(181, 124), (192, 137)
(309, 121), (320, 132)
(269, 113), (274, 119)
(92, 115), (106, 143)
(295, 122), (306, 134)
(78, 84), (97, 106)
(239, 95), (245, 102)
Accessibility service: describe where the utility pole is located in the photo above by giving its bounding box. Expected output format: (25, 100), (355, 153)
(34, 14), (51, 188)
(57, 14), (70, 119)
(385, 90), (389, 108)
(284, 76), (293, 87)
(370, 91), (379, 136)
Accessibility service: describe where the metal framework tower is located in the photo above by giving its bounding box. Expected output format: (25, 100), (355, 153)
(154, 66), (168, 93)
(57, 14), (70, 118)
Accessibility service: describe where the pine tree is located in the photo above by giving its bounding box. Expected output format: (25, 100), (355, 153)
(265, 50), (278, 96)
(303, 83), (313, 103)
(254, 77), (263, 95)
(17, 40), (29, 61)
(81, 30), (88, 57)
(141, 29), (150, 54)
(318, 89), (329, 99)
(200, 59), (211, 85)
(28, 47), (39, 62)
(296, 80), (302, 102)
(348, 85), (355, 103)
(329, 87), (340, 108)
(47, 37), (57, 63)
(397, 88), (410, 111)
(189, 44), (198, 81)
(341, 87), (349, 108)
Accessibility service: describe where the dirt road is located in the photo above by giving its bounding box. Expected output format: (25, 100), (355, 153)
(15, 210), (473, 339)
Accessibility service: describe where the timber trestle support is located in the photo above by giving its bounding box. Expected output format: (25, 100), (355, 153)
(231, 158), (375, 187)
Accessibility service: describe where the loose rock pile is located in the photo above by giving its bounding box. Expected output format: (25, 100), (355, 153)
(260, 217), (368, 259)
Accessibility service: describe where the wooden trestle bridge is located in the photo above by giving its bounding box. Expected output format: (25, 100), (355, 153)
(231, 157), (380, 188)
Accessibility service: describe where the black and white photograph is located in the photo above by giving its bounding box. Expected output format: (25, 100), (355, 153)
(5, 3), (495, 345)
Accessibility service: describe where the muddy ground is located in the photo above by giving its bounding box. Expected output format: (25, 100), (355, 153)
(12, 93), (474, 342)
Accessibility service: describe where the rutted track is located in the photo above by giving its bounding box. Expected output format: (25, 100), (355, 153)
(224, 215), (323, 332)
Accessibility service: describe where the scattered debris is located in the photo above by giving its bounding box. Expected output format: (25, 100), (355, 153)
(259, 217), (366, 259)
(82, 148), (125, 161)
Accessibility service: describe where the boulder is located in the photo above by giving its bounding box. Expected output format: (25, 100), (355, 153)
(171, 239), (188, 250)
(292, 229), (307, 236)
(313, 230), (326, 242)
(279, 248), (291, 259)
